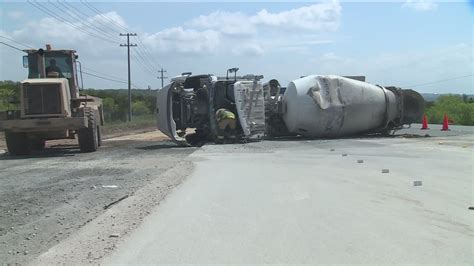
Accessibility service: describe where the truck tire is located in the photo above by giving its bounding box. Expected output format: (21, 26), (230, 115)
(30, 139), (46, 150)
(5, 131), (31, 155)
(78, 109), (98, 152)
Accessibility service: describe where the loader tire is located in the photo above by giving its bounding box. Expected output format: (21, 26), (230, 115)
(5, 131), (31, 156)
(78, 109), (98, 152)
(97, 125), (102, 147)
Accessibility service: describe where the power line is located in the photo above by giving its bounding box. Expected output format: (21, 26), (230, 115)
(27, 0), (118, 44)
(81, 66), (127, 82)
(81, 0), (162, 89)
(132, 49), (159, 77)
(81, 70), (143, 89)
(82, 71), (128, 84)
(82, 1), (162, 73)
(0, 35), (34, 49)
(0, 41), (27, 52)
(134, 36), (162, 70)
(0, 36), (142, 88)
(402, 74), (473, 88)
(81, 0), (129, 32)
(55, 0), (121, 42)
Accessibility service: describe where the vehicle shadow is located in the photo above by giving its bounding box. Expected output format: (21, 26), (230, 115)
(0, 145), (80, 160)
(135, 141), (195, 151)
(264, 132), (430, 142)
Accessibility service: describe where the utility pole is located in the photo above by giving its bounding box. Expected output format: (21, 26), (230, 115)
(157, 68), (168, 89)
(120, 33), (137, 122)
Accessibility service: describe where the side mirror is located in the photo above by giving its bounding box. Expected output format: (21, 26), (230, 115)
(22, 56), (28, 68)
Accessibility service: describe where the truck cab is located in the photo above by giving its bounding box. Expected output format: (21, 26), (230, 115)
(157, 72), (265, 146)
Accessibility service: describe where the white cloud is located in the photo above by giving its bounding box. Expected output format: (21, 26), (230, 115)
(145, 27), (220, 55)
(188, 1), (341, 35)
(308, 43), (472, 93)
(252, 1), (341, 31)
(12, 17), (87, 45)
(402, 0), (438, 11)
(7, 11), (24, 20)
(184, 2), (341, 56)
(231, 42), (264, 56)
(187, 11), (256, 36)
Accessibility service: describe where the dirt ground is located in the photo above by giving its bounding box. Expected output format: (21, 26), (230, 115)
(0, 129), (198, 264)
(0, 124), (158, 151)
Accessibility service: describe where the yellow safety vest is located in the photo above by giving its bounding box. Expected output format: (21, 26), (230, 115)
(216, 109), (235, 121)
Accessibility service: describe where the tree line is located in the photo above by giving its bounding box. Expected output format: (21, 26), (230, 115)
(82, 88), (156, 122)
(425, 95), (474, 126)
(0, 81), (156, 122)
(1, 80), (473, 125)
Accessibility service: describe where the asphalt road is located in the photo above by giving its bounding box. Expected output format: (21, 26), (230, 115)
(0, 131), (197, 264)
(102, 127), (473, 264)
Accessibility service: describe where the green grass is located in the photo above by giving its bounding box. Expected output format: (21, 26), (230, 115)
(102, 114), (156, 136)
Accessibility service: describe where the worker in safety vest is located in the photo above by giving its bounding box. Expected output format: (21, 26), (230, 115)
(216, 108), (237, 140)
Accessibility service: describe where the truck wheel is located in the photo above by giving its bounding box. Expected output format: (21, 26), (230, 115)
(5, 131), (31, 155)
(78, 110), (98, 152)
(30, 139), (46, 150)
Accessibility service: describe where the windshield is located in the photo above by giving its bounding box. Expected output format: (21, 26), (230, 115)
(27, 52), (73, 79)
(44, 53), (73, 79)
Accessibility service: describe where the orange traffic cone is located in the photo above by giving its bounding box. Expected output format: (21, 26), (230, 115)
(421, 114), (429, 130)
(441, 113), (450, 131)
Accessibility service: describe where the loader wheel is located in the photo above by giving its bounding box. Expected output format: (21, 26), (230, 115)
(30, 139), (46, 150)
(5, 131), (31, 156)
(97, 125), (102, 147)
(78, 109), (98, 152)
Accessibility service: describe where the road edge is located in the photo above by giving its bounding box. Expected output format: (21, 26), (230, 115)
(34, 159), (195, 264)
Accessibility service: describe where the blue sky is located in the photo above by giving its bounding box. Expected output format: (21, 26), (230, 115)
(0, 1), (472, 93)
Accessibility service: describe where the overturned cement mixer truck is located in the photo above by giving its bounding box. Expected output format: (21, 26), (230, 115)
(156, 72), (424, 146)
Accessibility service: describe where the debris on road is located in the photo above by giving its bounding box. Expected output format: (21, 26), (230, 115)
(109, 234), (120, 238)
(104, 195), (129, 210)
(101, 185), (119, 189)
(413, 181), (422, 186)
(342, 153), (348, 157)
(357, 160), (364, 163)
(382, 169), (390, 174)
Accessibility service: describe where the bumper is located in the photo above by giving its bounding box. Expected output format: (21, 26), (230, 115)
(0, 117), (88, 132)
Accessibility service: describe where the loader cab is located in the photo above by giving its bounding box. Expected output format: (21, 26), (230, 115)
(23, 47), (80, 99)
